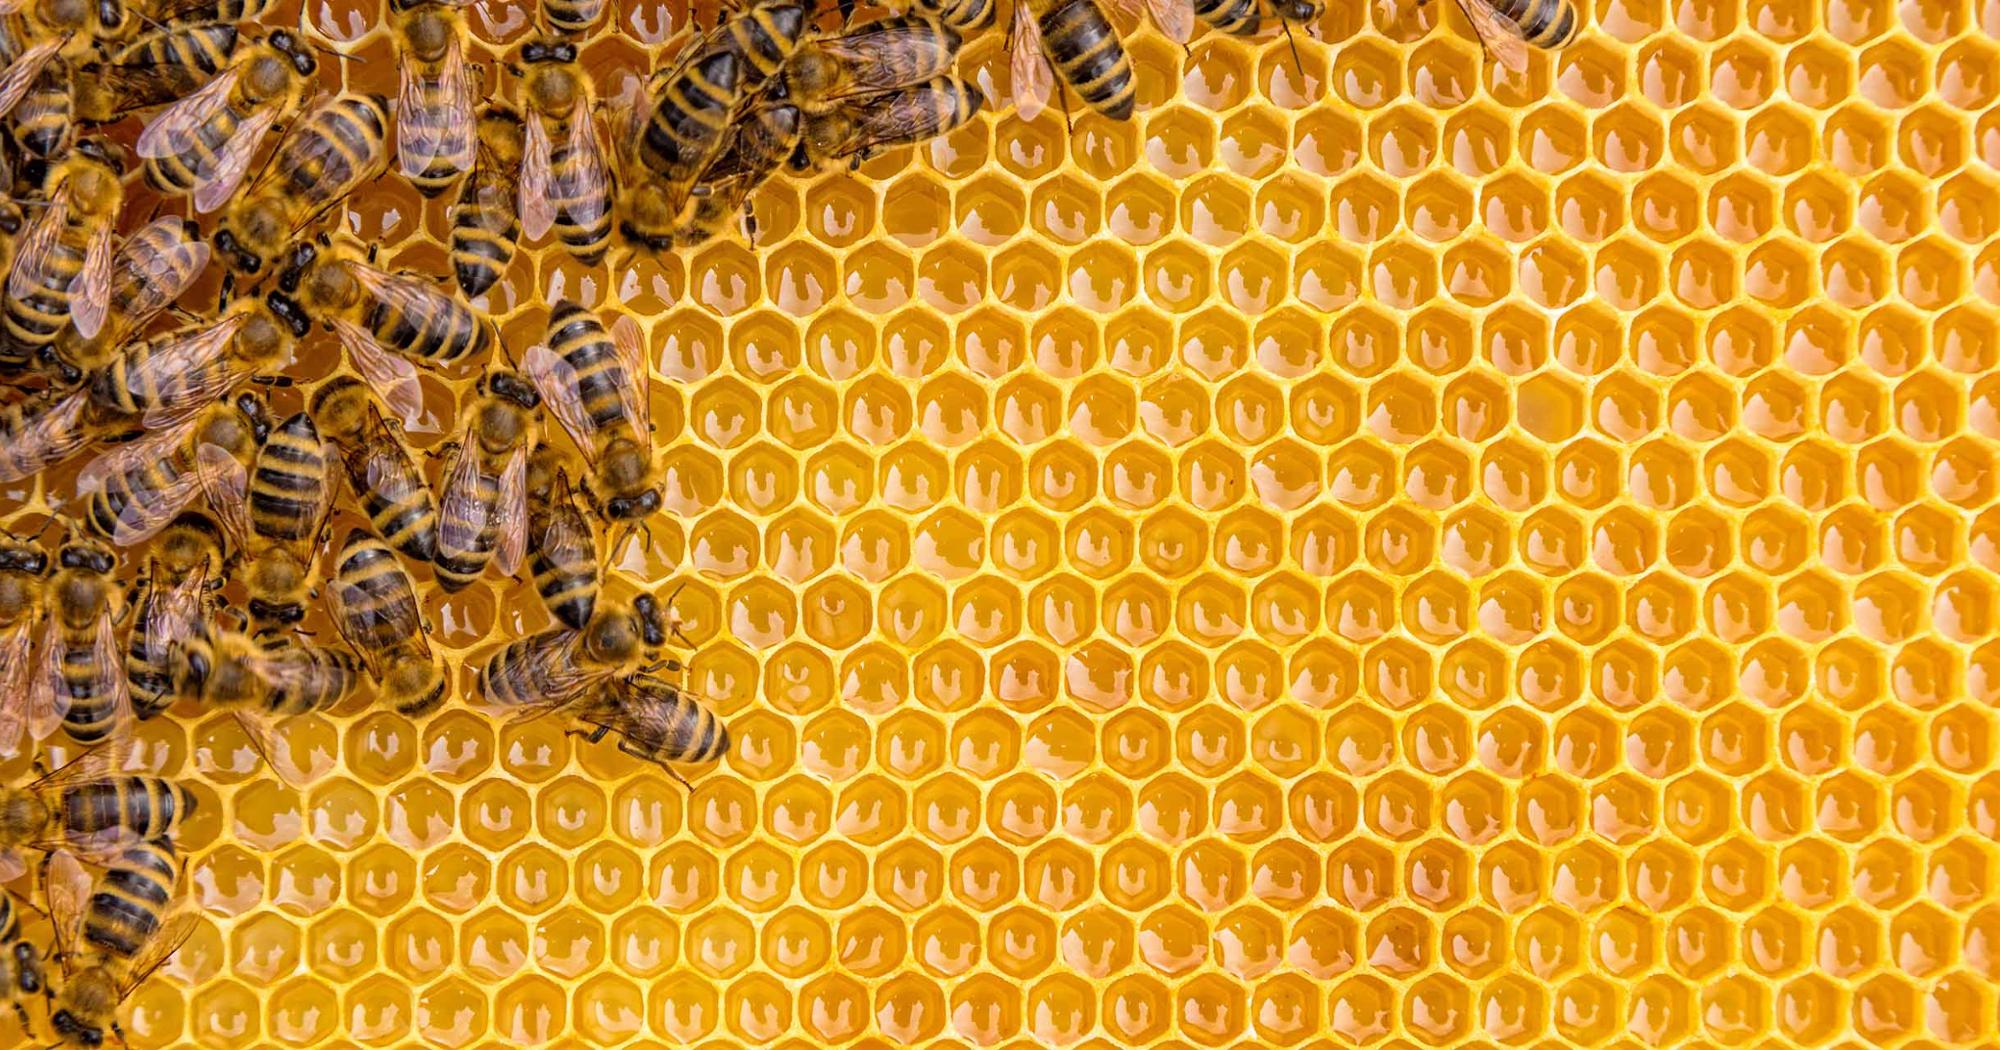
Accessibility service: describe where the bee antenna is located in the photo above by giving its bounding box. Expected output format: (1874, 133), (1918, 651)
(1282, 19), (1305, 76)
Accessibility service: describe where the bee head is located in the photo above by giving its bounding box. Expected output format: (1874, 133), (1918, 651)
(248, 598), (307, 626)
(1272, 0), (1320, 19)
(267, 29), (319, 76)
(263, 292), (313, 338)
(521, 38), (578, 64)
(212, 229), (263, 276)
(0, 544), (46, 576)
(50, 1007), (103, 1046)
(633, 593), (665, 648)
(604, 487), (660, 521)
(235, 391), (273, 443)
(276, 243), (318, 294)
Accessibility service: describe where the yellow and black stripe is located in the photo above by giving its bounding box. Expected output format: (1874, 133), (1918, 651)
(82, 839), (178, 961)
(248, 411), (329, 544)
(450, 105), (524, 297)
(1495, 0), (1581, 47)
(1034, 0), (1133, 120)
(1194, 0), (1262, 34)
(332, 529), (423, 652)
(635, 51), (741, 184)
(58, 777), (196, 843)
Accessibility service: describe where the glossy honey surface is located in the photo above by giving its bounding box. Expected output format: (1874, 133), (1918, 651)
(3, 0), (2000, 1044)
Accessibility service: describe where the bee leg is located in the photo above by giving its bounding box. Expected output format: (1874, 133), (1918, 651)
(565, 723), (613, 744)
(644, 753), (696, 791)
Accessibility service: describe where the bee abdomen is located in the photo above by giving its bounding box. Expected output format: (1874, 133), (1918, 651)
(1038, 0), (1134, 119)
(637, 52), (741, 180)
(249, 413), (329, 541)
(1192, 0), (1262, 34)
(16, 67), (75, 157)
(84, 839), (177, 961)
(279, 95), (390, 203)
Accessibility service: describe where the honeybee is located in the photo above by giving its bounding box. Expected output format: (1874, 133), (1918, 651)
(906, 0), (995, 29)
(687, 0), (808, 97)
(4, 141), (122, 356)
(312, 377), (438, 563)
(75, 389), (261, 547)
(795, 74), (983, 171)
(479, 591), (665, 709)
(644, 101), (798, 248)
(74, 22), (242, 122)
(122, 512), (226, 717)
(516, 37), (613, 264)
(168, 623), (359, 783)
(0, 888), (46, 1032)
(154, 0), (277, 19)
(526, 301), (659, 525)
(278, 238), (494, 417)
(1008, 0), (1134, 122)
(618, 51), (740, 247)
(50, 217), (214, 378)
(1387, 0), (1577, 71)
(0, 0), (126, 126)
(574, 671), (729, 786)
(0, 388), (93, 484)
(13, 534), (128, 749)
(780, 14), (962, 112)
(525, 444), (598, 630)
(137, 30), (319, 213)
(213, 92), (392, 275)
(14, 59), (75, 160)
(44, 846), (196, 1050)
(434, 369), (538, 591)
(541, 0), (605, 33)
(232, 409), (333, 633)
(393, 0), (476, 196)
(449, 103), (525, 298)
(87, 294), (305, 428)
(0, 536), (47, 758)
(329, 528), (444, 717)
(0, 745), (197, 882)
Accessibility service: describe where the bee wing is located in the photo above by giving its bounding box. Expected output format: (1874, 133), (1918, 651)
(32, 738), (138, 790)
(437, 429), (486, 544)
(138, 66), (241, 160)
(0, 390), (91, 485)
(336, 319), (425, 431)
(33, 824), (143, 865)
(0, 850), (22, 885)
(144, 564), (212, 674)
(1008, 0), (1052, 123)
(554, 99), (612, 230)
(111, 218), (212, 333)
(7, 190), (69, 303)
(1457, 0), (1531, 72)
(231, 707), (329, 788)
(89, 607), (134, 737)
(195, 440), (253, 550)
(360, 439), (430, 517)
(493, 445), (529, 577)
(43, 849), (93, 976)
(117, 911), (200, 997)
(1145, 0), (1195, 45)
(398, 32), (475, 177)
(77, 415), (197, 498)
(537, 481), (594, 569)
(0, 37), (63, 120)
(439, 33), (477, 174)
(129, 313), (252, 429)
(193, 105), (279, 214)
(519, 115), (556, 240)
(27, 616), (71, 742)
(0, 627), (34, 758)
(522, 343), (599, 464)
(69, 222), (116, 340)
(610, 314), (653, 441)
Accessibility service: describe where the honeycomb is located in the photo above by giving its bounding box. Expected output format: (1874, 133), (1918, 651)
(3, 0), (2000, 1043)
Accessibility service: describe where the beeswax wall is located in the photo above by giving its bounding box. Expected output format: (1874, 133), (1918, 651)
(4, 0), (2000, 1045)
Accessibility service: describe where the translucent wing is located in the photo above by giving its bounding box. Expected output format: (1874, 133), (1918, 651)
(398, 32), (474, 177)
(360, 439), (430, 517)
(0, 391), (90, 484)
(112, 218), (212, 332)
(798, 25), (962, 98)
(522, 343), (600, 465)
(0, 627), (33, 757)
(1009, 0), (1051, 123)
(519, 115), (556, 240)
(44, 849), (92, 976)
(1458, 0), (1530, 72)
(1144, 0), (1194, 44)
(124, 314), (251, 428)
(27, 616), (69, 742)
(493, 446), (528, 577)
(137, 66), (241, 160)
(88, 608), (133, 738)
(70, 223), (115, 340)
(0, 851), (22, 885)
(336, 320), (423, 430)
(117, 911), (200, 996)
(77, 415), (197, 497)
(8, 190), (69, 302)
(438, 34), (476, 174)
(193, 105), (278, 214)
(537, 476), (595, 574)
(232, 707), (327, 787)
(194, 441), (252, 550)
(0, 37), (63, 120)
(436, 429), (490, 560)
(554, 99), (612, 231)
(503, 693), (581, 725)
(609, 313), (652, 441)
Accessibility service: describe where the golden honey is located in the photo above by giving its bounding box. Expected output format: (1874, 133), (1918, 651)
(0, 0), (1995, 1044)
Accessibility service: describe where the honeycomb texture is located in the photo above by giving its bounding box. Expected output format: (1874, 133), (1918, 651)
(4, 0), (2000, 1044)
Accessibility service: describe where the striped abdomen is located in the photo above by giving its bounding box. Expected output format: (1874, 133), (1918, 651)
(1193, 0), (1261, 33)
(529, 502), (597, 631)
(89, 326), (234, 419)
(716, 2), (807, 92)
(1493, 0), (1580, 46)
(83, 839), (177, 961)
(361, 274), (486, 363)
(543, 0), (606, 32)
(259, 642), (360, 716)
(59, 624), (125, 745)
(16, 64), (75, 157)
(264, 94), (389, 227)
(547, 133), (612, 265)
(636, 51), (740, 184)
(434, 461), (500, 591)
(85, 450), (196, 544)
(145, 104), (247, 194)
(58, 778), (194, 842)
(546, 302), (632, 436)
(338, 445), (437, 563)
(1036, 0), (1134, 120)
(332, 535), (422, 652)
(595, 677), (729, 764)
(449, 167), (518, 297)
(114, 22), (238, 80)
(913, 0), (996, 29)
(124, 585), (185, 716)
(480, 631), (574, 708)
(4, 228), (88, 351)
(249, 412), (329, 544)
